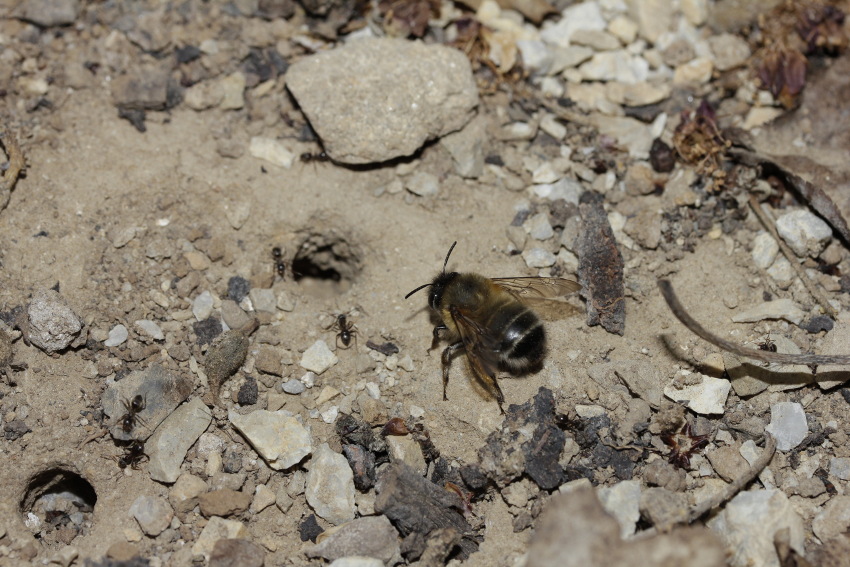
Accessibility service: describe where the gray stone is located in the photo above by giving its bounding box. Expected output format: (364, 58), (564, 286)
(628, 0), (674, 43)
(134, 319), (164, 341)
(579, 51), (648, 84)
(386, 436), (427, 476)
(251, 484), (276, 513)
(228, 409), (312, 470)
(286, 38), (478, 164)
(248, 288), (276, 313)
(306, 516), (400, 564)
(169, 473), (208, 512)
(300, 340), (338, 374)
(27, 288), (83, 353)
(598, 480), (641, 538)
(829, 457), (850, 480)
(16, 0), (80, 27)
(405, 171), (439, 197)
(663, 373), (730, 415)
(193, 291), (214, 321)
(249, 137), (294, 168)
(751, 231), (779, 269)
(775, 209), (833, 258)
(209, 539), (264, 567)
(812, 495), (850, 542)
(639, 487), (689, 532)
(592, 115), (655, 159)
(147, 398), (213, 483)
(764, 402), (807, 452)
(104, 324), (129, 347)
(540, 2), (606, 47)
(220, 300), (252, 330)
(523, 248), (557, 268)
(707, 489), (804, 567)
(706, 445), (749, 482)
(192, 517), (249, 561)
(129, 495), (173, 536)
(282, 379), (306, 395)
(439, 115), (485, 178)
(111, 65), (170, 110)
(525, 212), (554, 241)
(730, 299), (804, 325)
(708, 33), (751, 71)
(102, 364), (194, 442)
(306, 443), (356, 525)
(328, 558), (384, 567)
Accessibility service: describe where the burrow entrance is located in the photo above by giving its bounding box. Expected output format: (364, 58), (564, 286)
(20, 468), (97, 546)
(292, 227), (362, 290)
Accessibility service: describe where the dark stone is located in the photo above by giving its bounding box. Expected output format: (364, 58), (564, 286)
(175, 45), (202, 64)
(193, 318), (222, 346)
(209, 538), (265, 567)
(430, 457), (450, 486)
(649, 138), (676, 172)
(222, 449), (242, 474)
(4, 419), (30, 440)
(299, 514), (324, 542)
(237, 377), (258, 405)
(227, 276), (251, 302)
(523, 424), (565, 490)
(459, 464), (488, 492)
(801, 315), (834, 334)
(840, 388), (850, 404)
(336, 413), (379, 450)
(118, 108), (146, 133)
(342, 444), (376, 491)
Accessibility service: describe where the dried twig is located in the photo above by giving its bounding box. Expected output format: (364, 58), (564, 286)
(658, 279), (850, 365)
(748, 195), (837, 317)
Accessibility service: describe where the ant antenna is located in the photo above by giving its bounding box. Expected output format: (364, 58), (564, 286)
(404, 241), (458, 299)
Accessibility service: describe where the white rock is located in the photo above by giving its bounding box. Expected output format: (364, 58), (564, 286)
(129, 496), (173, 537)
(104, 324), (129, 347)
(540, 2), (606, 48)
(306, 443), (356, 525)
(192, 291), (214, 321)
(751, 231), (779, 269)
(532, 177), (582, 204)
(628, 0), (674, 44)
(329, 558), (384, 567)
(249, 137), (295, 168)
(731, 299), (805, 325)
(708, 33), (750, 71)
(765, 402), (807, 452)
(597, 480), (641, 538)
(524, 212), (554, 240)
(812, 495), (850, 542)
(252, 484), (277, 513)
(663, 372), (730, 415)
(26, 289), (83, 353)
(405, 171), (439, 197)
(579, 50), (649, 84)
(743, 107), (784, 130)
(550, 45), (595, 73)
(301, 340), (339, 374)
(608, 15), (638, 44)
(766, 257), (795, 288)
(321, 405), (339, 424)
(673, 57), (713, 84)
(365, 382), (381, 399)
(228, 410), (312, 470)
(387, 435), (427, 475)
(516, 40), (552, 74)
(775, 209), (833, 257)
(135, 319), (164, 341)
(708, 489), (804, 567)
(592, 115), (654, 159)
(192, 517), (248, 560)
(829, 457), (850, 480)
(523, 248), (557, 268)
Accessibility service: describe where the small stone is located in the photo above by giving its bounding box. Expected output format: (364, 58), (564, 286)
(192, 517), (249, 561)
(571, 29), (620, 51)
(193, 291), (215, 321)
(598, 480), (641, 538)
(255, 347), (282, 377)
(708, 33), (750, 71)
(523, 248), (557, 268)
(169, 473), (208, 513)
(227, 277), (251, 302)
(209, 539), (265, 567)
(199, 489), (252, 517)
(237, 378), (258, 406)
(579, 50), (648, 84)
(275, 484), (294, 513)
(185, 250), (211, 271)
(282, 379), (306, 394)
(663, 373), (730, 415)
(516, 40), (553, 73)
(306, 443), (356, 525)
(752, 231), (779, 269)
(812, 495), (850, 542)
(386, 436), (427, 476)
(276, 290), (296, 312)
(27, 289), (83, 353)
(540, 2), (606, 47)
(300, 340), (339, 374)
(229, 409), (312, 470)
(129, 495), (173, 536)
(134, 319), (164, 341)
(220, 300), (252, 331)
(104, 324), (129, 347)
(249, 137), (294, 168)
(219, 72), (246, 110)
(252, 484), (276, 513)
(608, 15), (638, 44)
(328, 557), (383, 567)
(524, 212), (554, 240)
(639, 487), (689, 532)
(731, 299), (805, 325)
(775, 209), (833, 258)
(765, 402), (807, 452)
(706, 445), (750, 482)
(405, 171), (440, 197)
(49, 546), (78, 567)
(673, 57), (714, 85)
(248, 288), (276, 313)
(830, 457), (850, 480)
(16, 0), (80, 26)
(629, 0), (673, 43)
(306, 516), (401, 564)
(147, 398), (213, 483)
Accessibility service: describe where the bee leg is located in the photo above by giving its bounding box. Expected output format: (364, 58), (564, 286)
(440, 341), (464, 401)
(428, 324), (447, 353)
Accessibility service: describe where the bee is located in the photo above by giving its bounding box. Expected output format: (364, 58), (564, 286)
(405, 242), (580, 412)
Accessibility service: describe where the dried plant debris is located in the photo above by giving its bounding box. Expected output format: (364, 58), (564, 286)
(378, 0), (439, 38)
(577, 192), (625, 335)
(0, 130), (25, 213)
(661, 422), (711, 469)
(672, 101), (730, 192)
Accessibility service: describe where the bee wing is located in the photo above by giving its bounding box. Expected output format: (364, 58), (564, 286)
(491, 277), (581, 300)
(448, 306), (500, 382)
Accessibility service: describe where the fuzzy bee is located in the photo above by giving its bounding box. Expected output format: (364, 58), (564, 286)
(405, 242), (580, 412)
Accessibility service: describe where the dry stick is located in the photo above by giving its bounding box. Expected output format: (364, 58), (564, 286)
(687, 433), (776, 523)
(0, 130), (25, 192)
(658, 279), (850, 365)
(748, 195), (838, 318)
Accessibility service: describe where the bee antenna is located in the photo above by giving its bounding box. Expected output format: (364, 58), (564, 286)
(404, 283), (431, 299)
(442, 241), (457, 273)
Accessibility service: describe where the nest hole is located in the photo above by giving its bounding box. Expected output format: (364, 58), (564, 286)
(20, 468), (97, 545)
(292, 231), (362, 290)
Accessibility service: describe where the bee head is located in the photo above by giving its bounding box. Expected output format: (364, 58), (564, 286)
(403, 241), (458, 307)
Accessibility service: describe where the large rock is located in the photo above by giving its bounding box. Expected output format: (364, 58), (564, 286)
(286, 39), (478, 164)
(306, 443), (356, 525)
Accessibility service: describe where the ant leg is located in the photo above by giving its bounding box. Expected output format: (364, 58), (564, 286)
(429, 324), (447, 353)
(440, 341), (464, 401)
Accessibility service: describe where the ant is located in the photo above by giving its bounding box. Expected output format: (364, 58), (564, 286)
(119, 394), (147, 434)
(326, 314), (358, 350)
(300, 151), (329, 164)
(116, 440), (148, 469)
(758, 334), (777, 353)
(272, 246), (287, 280)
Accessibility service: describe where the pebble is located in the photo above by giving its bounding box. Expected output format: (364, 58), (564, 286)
(328, 558), (384, 567)
(365, 382), (380, 400)
(405, 171), (439, 197)
(306, 443), (356, 525)
(673, 58), (714, 85)
(301, 372), (317, 388)
(192, 517), (249, 561)
(282, 379), (306, 395)
(249, 137), (294, 168)
(707, 489), (804, 567)
(597, 480), (641, 538)
(775, 209), (833, 258)
(276, 290), (296, 312)
(199, 489), (252, 517)
(540, 2), (606, 48)
(147, 398), (213, 483)
(209, 539), (265, 567)
(631, 0), (674, 43)
(104, 324), (129, 347)
(663, 372), (730, 415)
(306, 516), (401, 564)
(764, 402), (807, 452)
(730, 299), (805, 326)
(134, 319), (164, 341)
(708, 33), (751, 71)
(228, 409), (312, 470)
(523, 248), (557, 268)
(16, 0), (81, 26)
(185, 250), (211, 271)
(220, 300), (252, 331)
(251, 484), (276, 513)
(516, 40), (553, 74)
(27, 289), (83, 353)
(592, 115), (655, 159)
(49, 546), (78, 567)
(813, 318), (850, 389)
(829, 457), (850, 481)
(193, 291), (215, 321)
(524, 212), (554, 240)
(386, 436), (427, 476)
(439, 115), (485, 178)
(219, 72), (246, 110)
(129, 495), (173, 537)
(169, 473), (208, 513)
(300, 340), (339, 374)
(286, 38), (478, 164)
(248, 288), (276, 314)
(227, 277), (251, 302)
(751, 231), (779, 270)
(812, 495), (850, 542)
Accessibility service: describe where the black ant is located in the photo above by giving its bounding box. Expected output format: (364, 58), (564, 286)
(326, 314), (357, 350)
(119, 394), (147, 433)
(116, 440), (148, 469)
(272, 246), (287, 280)
(758, 334), (777, 352)
(300, 151), (329, 164)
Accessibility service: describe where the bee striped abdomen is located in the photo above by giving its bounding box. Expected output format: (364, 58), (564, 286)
(485, 299), (545, 367)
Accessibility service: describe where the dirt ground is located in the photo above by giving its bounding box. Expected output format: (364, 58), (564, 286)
(3, 1), (850, 566)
